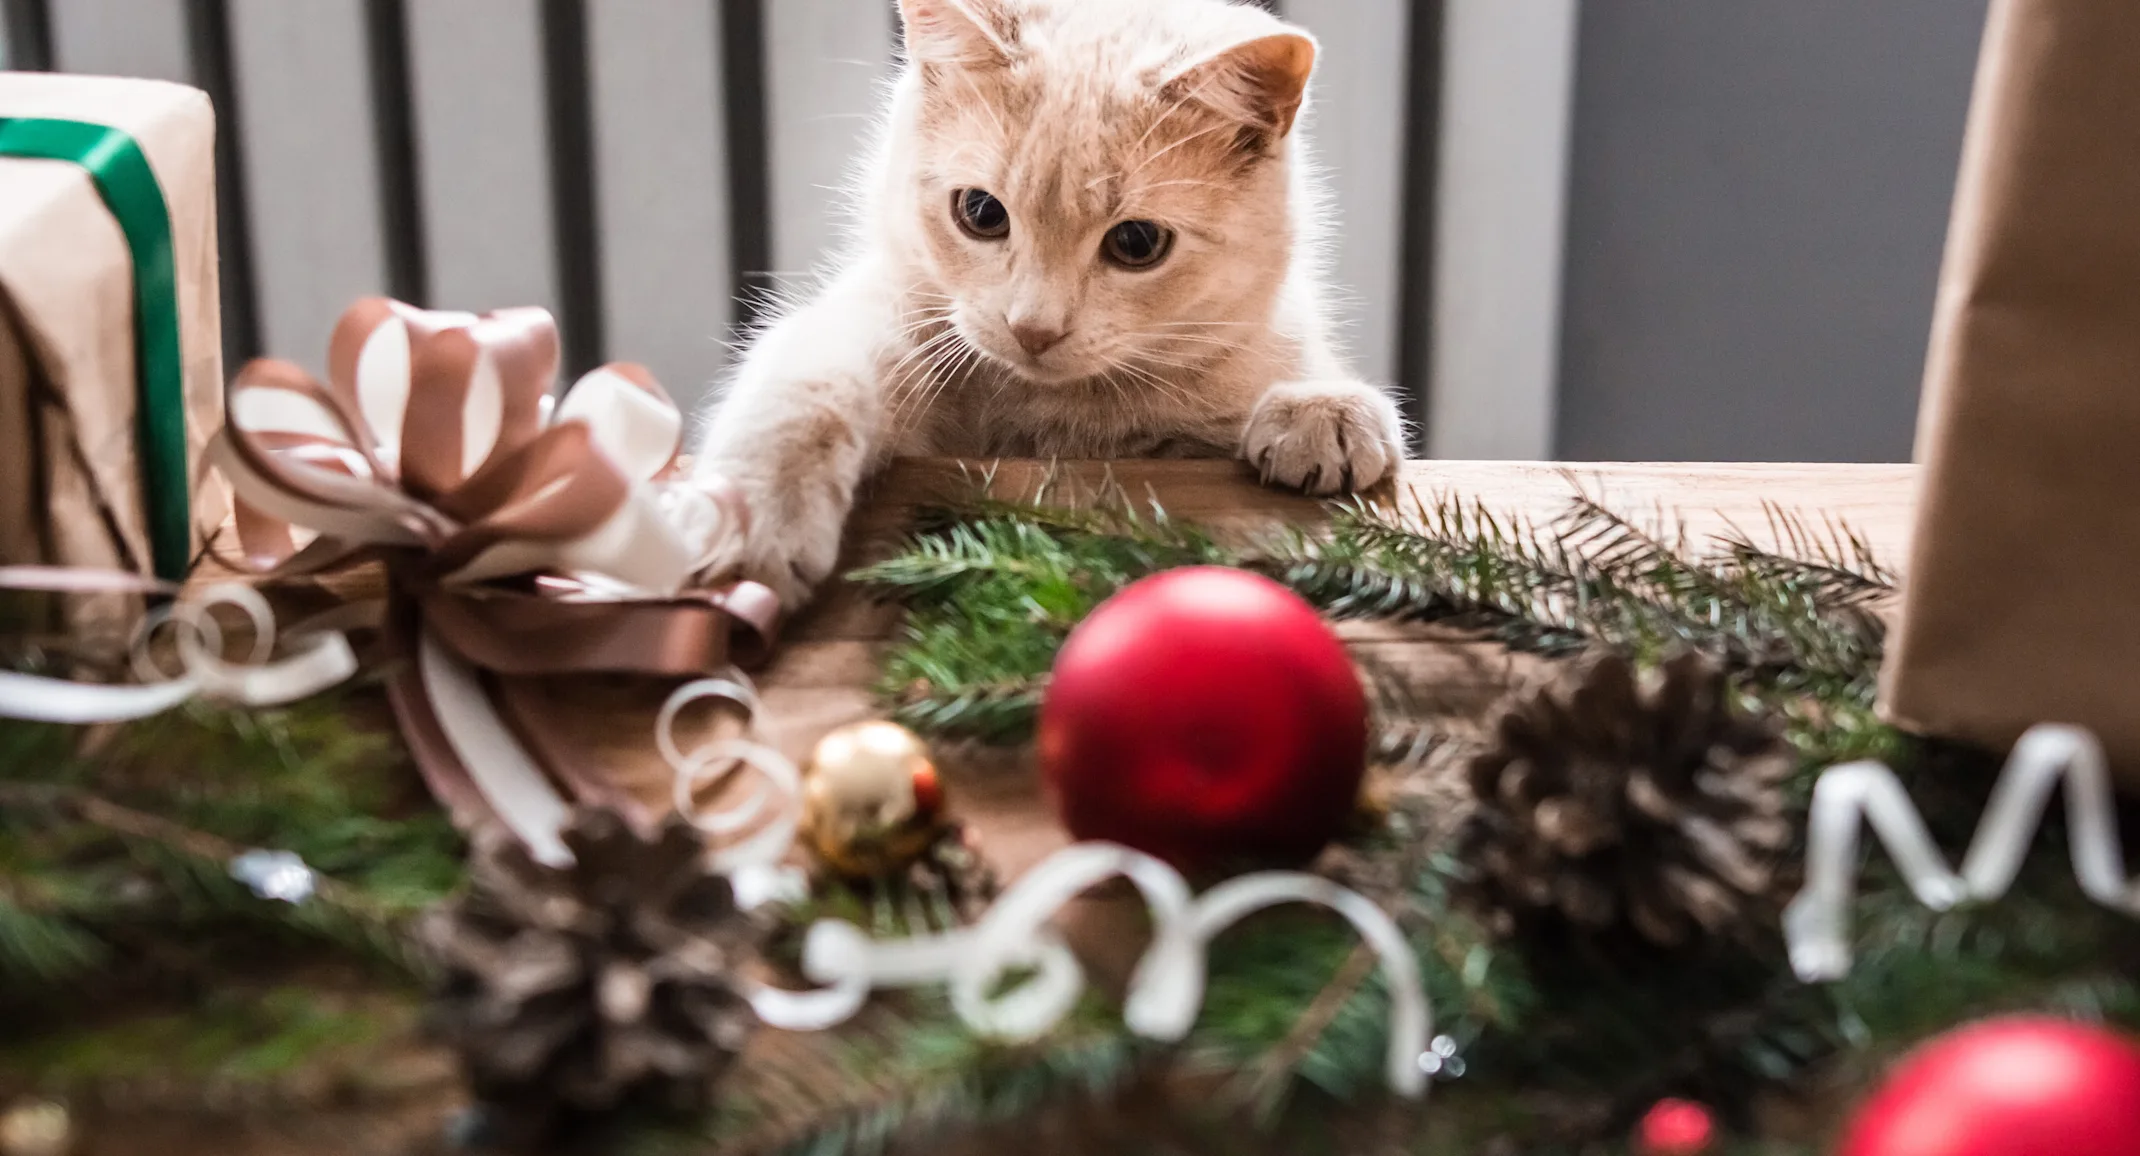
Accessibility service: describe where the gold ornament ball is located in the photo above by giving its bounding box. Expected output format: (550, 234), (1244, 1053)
(0, 1101), (71, 1156)
(802, 720), (947, 878)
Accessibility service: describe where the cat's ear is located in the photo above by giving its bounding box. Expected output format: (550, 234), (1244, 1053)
(898, 0), (1017, 69)
(1163, 31), (1318, 143)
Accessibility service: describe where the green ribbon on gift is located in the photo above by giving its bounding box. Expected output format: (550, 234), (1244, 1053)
(0, 117), (190, 581)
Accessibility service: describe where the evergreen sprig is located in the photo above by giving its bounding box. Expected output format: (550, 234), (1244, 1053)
(0, 694), (460, 998)
(856, 481), (1900, 766)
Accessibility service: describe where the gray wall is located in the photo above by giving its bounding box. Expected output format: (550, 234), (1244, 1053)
(1555, 0), (1989, 462)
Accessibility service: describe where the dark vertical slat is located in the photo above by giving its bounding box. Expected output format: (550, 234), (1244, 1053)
(719, 0), (774, 330)
(1394, 0), (1444, 454)
(183, 0), (261, 365)
(2, 0), (52, 70)
(540, 0), (603, 376)
(363, 0), (428, 306)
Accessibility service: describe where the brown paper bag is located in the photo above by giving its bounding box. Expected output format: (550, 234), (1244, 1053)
(1881, 0), (2140, 777)
(0, 73), (225, 579)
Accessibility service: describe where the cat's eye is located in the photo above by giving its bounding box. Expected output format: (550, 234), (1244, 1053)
(953, 188), (1010, 240)
(1102, 220), (1174, 269)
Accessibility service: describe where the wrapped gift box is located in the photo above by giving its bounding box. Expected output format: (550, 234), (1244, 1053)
(1881, 0), (2140, 781)
(0, 72), (225, 580)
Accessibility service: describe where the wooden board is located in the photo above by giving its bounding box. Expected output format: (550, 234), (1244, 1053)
(727, 457), (1919, 876)
(201, 458), (1918, 880)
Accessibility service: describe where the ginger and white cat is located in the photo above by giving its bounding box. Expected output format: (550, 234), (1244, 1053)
(694, 0), (1406, 605)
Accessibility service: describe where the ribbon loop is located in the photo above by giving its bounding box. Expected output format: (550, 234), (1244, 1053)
(1783, 723), (2140, 982)
(661, 673), (807, 901)
(0, 572), (356, 724)
(749, 842), (1434, 1100)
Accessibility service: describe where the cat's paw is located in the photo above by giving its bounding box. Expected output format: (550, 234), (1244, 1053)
(1241, 380), (1405, 496)
(694, 482), (848, 610)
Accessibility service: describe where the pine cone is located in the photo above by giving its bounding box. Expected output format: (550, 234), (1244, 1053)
(420, 810), (763, 1129)
(1459, 650), (1794, 947)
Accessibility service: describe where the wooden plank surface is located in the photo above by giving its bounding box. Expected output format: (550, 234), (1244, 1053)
(202, 458), (1918, 879)
(781, 457), (1919, 645)
(731, 458), (1919, 876)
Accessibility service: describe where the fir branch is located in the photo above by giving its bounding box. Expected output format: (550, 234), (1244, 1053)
(861, 480), (1904, 767)
(0, 891), (109, 987)
(0, 781), (431, 980)
(629, 1002), (1148, 1156)
(847, 520), (1078, 603)
(1226, 942), (1379, 1118)
(889, 681), (1046, 744)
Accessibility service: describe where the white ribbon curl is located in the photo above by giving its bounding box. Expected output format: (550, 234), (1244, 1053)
(1783, 723), (2140, 982)
(742, 841), (1433, 1099)
(0, 578), (357, 724)
(660, 673), (809, 909)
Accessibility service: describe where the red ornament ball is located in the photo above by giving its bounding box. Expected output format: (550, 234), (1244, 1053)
(1039, 566), (1367, 872)
(1838, 1017), (2140, 1156)
(1636, 1098), (1716, 1155)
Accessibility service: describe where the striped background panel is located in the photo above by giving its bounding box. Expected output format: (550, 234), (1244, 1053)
(0, 0), (1441, 433)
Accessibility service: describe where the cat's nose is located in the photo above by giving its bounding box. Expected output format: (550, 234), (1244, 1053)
(1009, 319), (1068, 357)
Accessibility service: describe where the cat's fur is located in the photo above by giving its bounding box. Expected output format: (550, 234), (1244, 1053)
(693, 0), (1406, 605)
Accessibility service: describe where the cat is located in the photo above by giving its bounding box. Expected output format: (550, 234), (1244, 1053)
(692, 0), (1407, 607)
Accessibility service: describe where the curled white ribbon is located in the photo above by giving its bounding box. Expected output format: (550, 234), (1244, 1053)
(660, 674), (808, 909)
(0, 580), (357, 724)
(744, 841), (1433, 1099)
(1783, 723), (2140, 981)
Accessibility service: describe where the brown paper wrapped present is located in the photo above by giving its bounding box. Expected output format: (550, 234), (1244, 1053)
(1881, 0), (2140, 779)
(0, 73), (225, 580)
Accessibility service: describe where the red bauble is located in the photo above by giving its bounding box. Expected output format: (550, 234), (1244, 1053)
(1636, 1098), (1716, 1155)
(1838, 1017), (2140, 1156)
(1038, 567), (1367, 871)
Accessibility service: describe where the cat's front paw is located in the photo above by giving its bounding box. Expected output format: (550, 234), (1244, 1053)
(1241, 381), (1405, 496)
(693, 482), (848, 611)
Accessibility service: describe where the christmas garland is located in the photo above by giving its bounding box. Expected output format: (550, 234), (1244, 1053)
(6, 481), (2140, 1155)
(858, 482), (1902, 771)
(842, 481), (2140, 1149)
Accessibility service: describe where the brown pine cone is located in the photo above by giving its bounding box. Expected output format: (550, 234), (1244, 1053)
(1459, 649), (1795, 947)
(419, 810), (764, 1131)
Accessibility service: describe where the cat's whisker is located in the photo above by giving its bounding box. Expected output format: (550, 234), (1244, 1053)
(883, 327), (970, 430)
(899, 328), (981, 423)
(1144, 332), (1250, 350)
(892, 314), (951, 340)
(1132, 178), (1230, 195)
(1103, 356), (1199, 412)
